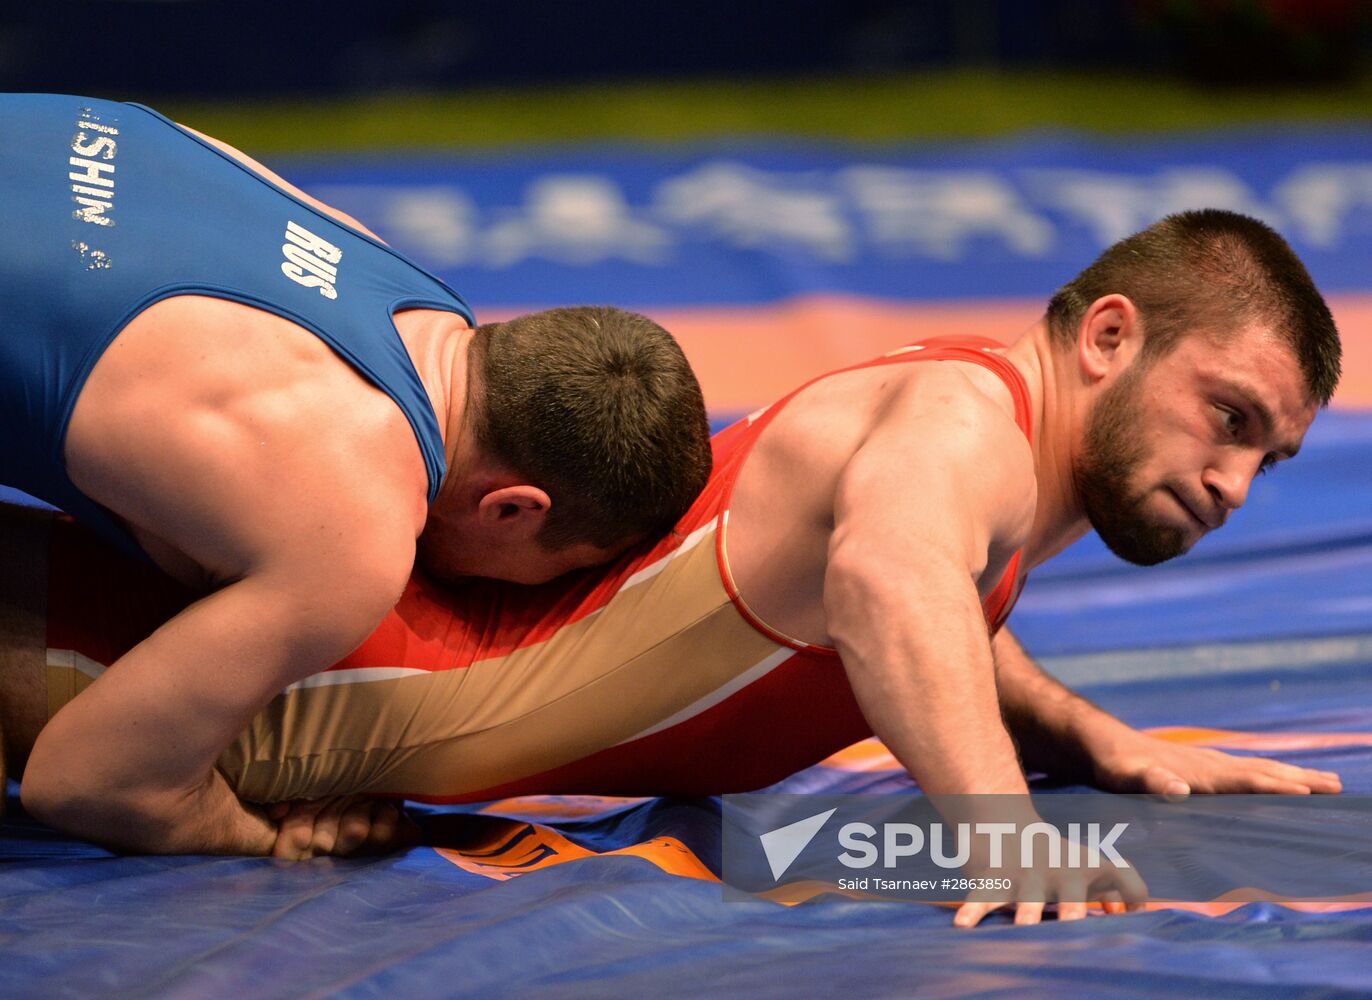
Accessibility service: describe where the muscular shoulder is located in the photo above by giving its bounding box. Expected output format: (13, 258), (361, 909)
(861, 359), (1026, 456)
(67, 297), (427, 585)
(835, 360), (1036, 572)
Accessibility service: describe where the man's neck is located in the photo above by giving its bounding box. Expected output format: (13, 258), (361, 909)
(392, 309), (475, 510)
(1004, 321), (1092, 568)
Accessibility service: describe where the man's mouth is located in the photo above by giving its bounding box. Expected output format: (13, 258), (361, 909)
(1170, 489), (1215, 531)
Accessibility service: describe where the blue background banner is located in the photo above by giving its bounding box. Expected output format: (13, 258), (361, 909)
(285, 128), (1372, 307)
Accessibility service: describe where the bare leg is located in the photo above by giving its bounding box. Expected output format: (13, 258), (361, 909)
(0, 504), (57, 798)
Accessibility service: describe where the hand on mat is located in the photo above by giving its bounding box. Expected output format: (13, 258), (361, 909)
(953, 830), (1148, 928)
(1088, 730), (1342, 797)
(268, 796), (420, 859)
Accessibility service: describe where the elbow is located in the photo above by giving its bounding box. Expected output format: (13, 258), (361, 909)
(22, 728), (189, 849)
(20, 731), (104, 832)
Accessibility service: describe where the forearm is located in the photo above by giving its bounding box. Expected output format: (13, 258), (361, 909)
(34, 766), (278, 856)
(991, 627), (1136, 778)
(22, 573), (377, 854)
(828, 554), (1028, 796)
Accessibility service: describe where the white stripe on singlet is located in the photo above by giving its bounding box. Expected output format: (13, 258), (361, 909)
(613, 645), (795, 746)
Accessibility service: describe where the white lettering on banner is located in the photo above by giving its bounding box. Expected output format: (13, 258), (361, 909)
(311, 185), (481, 267)
(835, 821), (1131, 870)
(484, 176), (669, 267)
(306, 158), (1372, 273)
(841, 166), (1053, 258)
(1273, 165), (1372, 247)
(1024, 167), (1279, 244)
(655, 161), (854, 262)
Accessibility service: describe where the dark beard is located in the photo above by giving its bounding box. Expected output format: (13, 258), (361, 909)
(1074, 363), (1188, 566)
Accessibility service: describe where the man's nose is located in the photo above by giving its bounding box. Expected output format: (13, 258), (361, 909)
(1202, 454), (1259, 515)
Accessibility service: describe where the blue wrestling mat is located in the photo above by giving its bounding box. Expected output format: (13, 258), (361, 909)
(5, 126), (1372, 998)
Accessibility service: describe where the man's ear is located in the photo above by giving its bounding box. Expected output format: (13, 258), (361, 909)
(475, 486), (552, 539)
(1077, 294), (1141, 382)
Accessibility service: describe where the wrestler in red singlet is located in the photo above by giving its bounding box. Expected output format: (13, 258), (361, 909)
(43, 338), (1032, 803)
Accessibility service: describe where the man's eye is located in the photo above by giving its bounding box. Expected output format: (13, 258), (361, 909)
(1218, 407), (1242, 436)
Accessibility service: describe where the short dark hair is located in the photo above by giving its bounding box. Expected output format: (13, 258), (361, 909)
(466, 306), (712, 550)
(1046, 209), (1340, 405)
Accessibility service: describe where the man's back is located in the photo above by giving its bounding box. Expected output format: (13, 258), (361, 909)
(64, 294), (436, 586)
(0, 94), (471, 564)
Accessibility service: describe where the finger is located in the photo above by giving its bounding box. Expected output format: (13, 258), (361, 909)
(1194, 753), (1342, 794)
(332, 798), (379, 856)
(1057, 900), (1089, 922)
(1014, 901), (1045, 926)
(1138, 765), (1191, 800)
(1097, 889), (1126, 916)
(362, 801), (399, 852)
(1242, 773), (1313, 795)
(954, 901), (999, 928)
(1263, 762), (1342, 794)
(304, 796), (357, 858)
(1304, 767), (1343, 793)
(363, 801), (419, 854)
(1116, 867), (1149, 909)
(274, 799), (330, 860)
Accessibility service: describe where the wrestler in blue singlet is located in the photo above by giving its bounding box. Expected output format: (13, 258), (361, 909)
(0, 93), (474, 554)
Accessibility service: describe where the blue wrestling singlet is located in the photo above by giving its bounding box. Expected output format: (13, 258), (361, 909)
(0, 93), (475, 554)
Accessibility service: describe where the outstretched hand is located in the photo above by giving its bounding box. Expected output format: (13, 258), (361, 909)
(952, 828), (1148, 928)
(268, 796), (420, 860)
(1088, 729), (1342, 797)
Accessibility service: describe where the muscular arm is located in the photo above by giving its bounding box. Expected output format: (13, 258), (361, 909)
(992, 626), (1342, 795)
(0, 505), (415, 857)
(16, 120), (426, 854)
(25, 381), (420, 854)
(824, 379), (1037, 796)
(23, 565), (404, 854)
(991, 627), (1140, 782)
(823, 386), (1152, 924)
